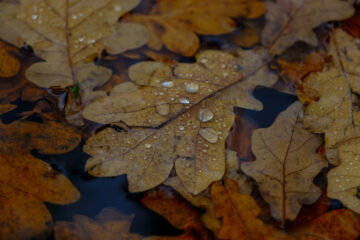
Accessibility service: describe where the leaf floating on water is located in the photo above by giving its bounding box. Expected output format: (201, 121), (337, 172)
(125, 0), (265, 56)
(83, 48), (275, 126)
(0, 40), (20, 78)
(300, 29), (360, 165)
(262, 0), (354, 55)
(241, 102), (327, 224)
(0, 120), (80, 240)
(84, 95), (234, 194)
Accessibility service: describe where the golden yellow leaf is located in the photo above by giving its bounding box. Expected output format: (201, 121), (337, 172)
(0, 120), (81, 240)
(125, 0), (265, 56)
(327, 137), (360, 213)
(0, 41), (20, 78)
(301, 29), (360, 165)
(241, 102), (327, 225)
(262, 0), (354, 55)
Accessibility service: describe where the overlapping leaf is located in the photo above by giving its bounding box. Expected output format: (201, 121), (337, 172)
(262, 0), (354, 55)
(125, 0), (265, 56)
(0, 40), (20, 78)
(0, 120), (81, 240)
(241, 102), (327, 224)
(300, 29), (360, 164)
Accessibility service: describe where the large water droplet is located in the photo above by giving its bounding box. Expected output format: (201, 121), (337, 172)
(185, 82), (199, 93)
(145, 143), (151, 149)
(180, 98), (190, 104)
(156, 102), (170, 116)
(161, 81), (174, 88)
(199, 128), (218, 143)
(198, 108), (214, 122)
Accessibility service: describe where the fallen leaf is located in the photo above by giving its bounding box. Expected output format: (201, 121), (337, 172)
(342, 10), (360, 38)
(224, 25), (260, 48)
(125, 0), (265, 56)
(83, 48), (276, 126)
(0, 0), (149, 123)
(327, 137), (360, 213)
(211, 179), (283, 240)
(0, 120), (81, 240)
(262, 0), (354, 55)
(300, 29), (360, 165)
(141, 187), (212, 240)
(0, 104), (16, 114)
(0, 40), (20, 78)
(241, 102), (327, 225)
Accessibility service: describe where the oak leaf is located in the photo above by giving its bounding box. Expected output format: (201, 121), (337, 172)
(125, 0), (265, 56)
(262, 0), (354, 55)
(0, 40), (20, 78)
(241, 102), (327, 224)
(300, 29), (360, 165)
(0, 120), (81, 240)
(0, 0), (149, 122)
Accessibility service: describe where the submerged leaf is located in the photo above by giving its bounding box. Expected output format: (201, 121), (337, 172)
(126, 0), (265, 56)
(300, 29), (360, 165)
(0, 120), (80, 240)
(262, 0), (354, 55)
(241, 102), (327, 224)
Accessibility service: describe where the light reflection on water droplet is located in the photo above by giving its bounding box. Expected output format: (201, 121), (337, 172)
(162, 81), (174, 88)
(198, 108), (214, 122)
(185, 82), (199, 93)
(180, 99), (190, 104)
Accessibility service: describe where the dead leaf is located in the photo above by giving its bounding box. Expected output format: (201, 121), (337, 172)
(262, 0), (354, 55)
(141, 187), (212, 240)
(342, 10), (360, 38)
(0, 0), (149, 124)
(0, 40), (20, 78)
(0, 104), (16, 114)
(327, 137), (360, 213)
(224, 25), (260, 48)
(0, 120), (81, 240)
(241, 102), (327, 225)
(83, 48), (276, 126)
(211, 179), (283, 240)
(125, 0), (265, 56)
(55, 207), (142, 240)
(300, 29), (360, 165)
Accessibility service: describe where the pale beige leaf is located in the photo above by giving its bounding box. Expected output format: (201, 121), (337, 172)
(327, 138), (360, 213)
(83, 48), (276, 126)
(262, 0), (354, 55)
(301, 29), (360, 165)
(241, 102), (327, 224)
(84, 95), (233, 194)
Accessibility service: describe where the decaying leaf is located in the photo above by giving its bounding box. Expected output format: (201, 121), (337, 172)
(83, 48), (276, 126)
(301, 29), (360, 165)
(0, 40), (20, 78)
(262, 0), (354, 55)
(327, 137), (360, 213)
(0, 104), (16, 114)
(241, 102), (327, 224)
(141, 187), (212, 240)
(0, 120), (81, 240)
(0, 0), (149, 122)
(55, 207), (142, 240)
(211, 179), (282, 240)
(84, 94), (234, 194)
(125, 0), (265, 56)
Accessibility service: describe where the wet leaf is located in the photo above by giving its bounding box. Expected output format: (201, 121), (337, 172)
(241, 102), (327, 224)
(0, 120), (81, 240)
(300, 29), (360, 165)
(0, 40), (20, 78)
(125, 0), (265, 56)
(0, 104), (16, 114)
(141, 187), (212, 240)
(327, 137), (360, 213)
(262, 0), (354, 55)
(0, 0), (149, 122)
(83, 48), (276, 126)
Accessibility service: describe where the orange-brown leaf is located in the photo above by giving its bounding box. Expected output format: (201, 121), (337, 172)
(0, 41), (20, 78)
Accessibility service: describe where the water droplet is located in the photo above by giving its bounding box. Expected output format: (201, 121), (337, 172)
(156, 102), (170, 116)
(199, 128), (218, 143)
(114, 4), (122, 12)
(180, 98), (190, 104)
(179, 126), (185, 131)
(198, 108), (214, 122)
(170, 97), (175, 101)
(78, 37), (85, 42)
(145, 143), (151, 149)
(162, 81), (174, 88)
(72, 14), (78, 20)
(336, 178), (340, 183)
(220, 64), (226, 69)
(185, 82), (199, 93)
(200, 58), (208, 64)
